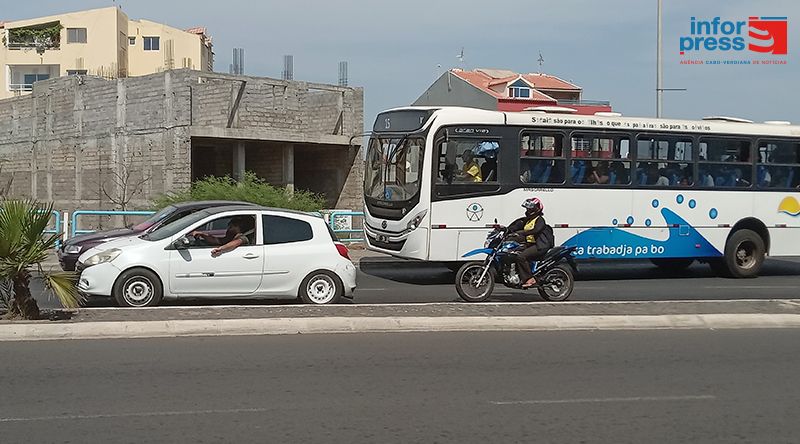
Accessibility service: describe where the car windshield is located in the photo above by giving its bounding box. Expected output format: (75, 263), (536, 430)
(131, 205), (176, 231)
(141, 209), (212, 241)
(364, 136), (424, 201)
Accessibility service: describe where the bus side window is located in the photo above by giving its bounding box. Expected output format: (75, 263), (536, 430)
(699, 137), (752, 188)
(520, 132), (565, 185)
(757, 140), (800, 189)
(438, 138), (501, 184)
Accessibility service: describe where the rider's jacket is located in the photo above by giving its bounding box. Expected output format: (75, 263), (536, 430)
(508, 214), (554, 250)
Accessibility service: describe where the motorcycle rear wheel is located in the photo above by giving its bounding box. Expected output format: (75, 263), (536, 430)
(455, 262), (495, 303)
(537, 264), (574, 302)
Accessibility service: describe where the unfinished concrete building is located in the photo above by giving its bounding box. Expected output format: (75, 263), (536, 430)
(0, 68), (364, 213)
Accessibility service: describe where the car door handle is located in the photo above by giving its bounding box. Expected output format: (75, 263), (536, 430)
(243, 254), (260, 259)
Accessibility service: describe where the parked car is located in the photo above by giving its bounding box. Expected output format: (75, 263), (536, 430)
(58, 201), (255, 271)
(76, 205), (356, 306)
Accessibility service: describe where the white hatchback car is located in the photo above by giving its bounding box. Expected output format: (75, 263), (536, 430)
(77, 206), (357, 307)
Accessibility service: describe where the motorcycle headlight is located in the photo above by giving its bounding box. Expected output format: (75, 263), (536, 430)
(63, 244), (82, 254)
(83, 248), (122, 267)
(406, 210), (428, 231)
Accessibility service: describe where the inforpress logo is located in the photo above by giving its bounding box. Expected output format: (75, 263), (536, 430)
(679, 16), (788, 64)
(749, 16), (788, 54)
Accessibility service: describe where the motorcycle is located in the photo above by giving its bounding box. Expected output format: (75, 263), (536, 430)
(454, 225), (578, 302)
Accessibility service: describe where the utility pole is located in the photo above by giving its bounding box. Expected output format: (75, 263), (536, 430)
(657, 0), (663, 118)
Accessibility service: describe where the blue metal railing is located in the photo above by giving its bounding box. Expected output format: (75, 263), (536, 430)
(327, 211), (364, 243)
(70, 210), (156, 238)
(41, 210), (62, 248)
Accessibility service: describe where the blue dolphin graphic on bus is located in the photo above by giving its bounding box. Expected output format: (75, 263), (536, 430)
(563, 206), (722, 259)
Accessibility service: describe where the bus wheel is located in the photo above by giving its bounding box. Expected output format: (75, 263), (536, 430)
(721, 229), (766, 278)
(650, 258), (694, 271)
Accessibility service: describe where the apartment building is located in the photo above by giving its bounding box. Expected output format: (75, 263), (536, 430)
(0, 6), (213, 99)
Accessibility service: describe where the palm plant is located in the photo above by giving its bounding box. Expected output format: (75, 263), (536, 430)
(0, 199), (83, 319)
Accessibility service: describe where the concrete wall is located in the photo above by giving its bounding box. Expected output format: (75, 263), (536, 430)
(413, 71), (497, 110)
(0, 69), (364, 215)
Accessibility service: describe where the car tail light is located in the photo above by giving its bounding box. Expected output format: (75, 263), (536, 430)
(335, 243), (350, 260)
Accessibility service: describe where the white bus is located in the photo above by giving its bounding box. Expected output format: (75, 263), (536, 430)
(363, 106), (800, 277)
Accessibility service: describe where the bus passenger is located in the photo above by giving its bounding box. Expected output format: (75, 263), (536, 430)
(459, 150), (482, 182)
(481, 157), (497, 182)
(588, 161), (610, 184)
(656, 168), (670, 186)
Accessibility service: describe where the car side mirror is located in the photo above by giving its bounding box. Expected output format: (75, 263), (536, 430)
(172, 235), (192, 250)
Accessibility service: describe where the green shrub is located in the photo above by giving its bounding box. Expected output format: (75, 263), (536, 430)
(153, 172), (326, 212)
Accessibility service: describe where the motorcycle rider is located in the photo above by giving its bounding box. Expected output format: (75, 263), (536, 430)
(508, 197), (554, 288)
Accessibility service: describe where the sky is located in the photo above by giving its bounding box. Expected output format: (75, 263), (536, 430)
(5, 0), (799, 126)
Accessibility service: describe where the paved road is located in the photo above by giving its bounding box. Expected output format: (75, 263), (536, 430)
(1, 330), (799, 443)
(31, 257), (800, 308)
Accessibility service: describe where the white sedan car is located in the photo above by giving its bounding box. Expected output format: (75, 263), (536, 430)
(77, 206), (357, 307)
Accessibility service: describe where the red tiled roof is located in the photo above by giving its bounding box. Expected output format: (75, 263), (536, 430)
(451, 68), (581, 102)
(184, 27), (207, 35)
(520, 72), (581, 91)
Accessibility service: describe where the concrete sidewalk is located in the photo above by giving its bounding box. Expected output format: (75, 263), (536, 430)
(3, 300), (800, 341)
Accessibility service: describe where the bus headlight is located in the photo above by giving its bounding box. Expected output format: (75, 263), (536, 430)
(406, 210), (428, 231)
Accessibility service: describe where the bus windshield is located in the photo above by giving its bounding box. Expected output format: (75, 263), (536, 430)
(365, 136), (424, 202)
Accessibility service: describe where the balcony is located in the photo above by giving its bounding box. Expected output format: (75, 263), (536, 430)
(6, 64), (60, 95)
(558, 99), (612, 107)
(5, 21), (62, 52)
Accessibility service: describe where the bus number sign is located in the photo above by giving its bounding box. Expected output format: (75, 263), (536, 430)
(453, 128), (490, 134)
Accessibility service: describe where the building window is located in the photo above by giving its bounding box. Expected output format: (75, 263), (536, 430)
(66, 28), (87, 43)
(129, 36), (136, 45)
(509, 86), (531, 98)
(143, 36), (160, 51)
(22, 73), (50, 90)
(67, 70), (88, 76)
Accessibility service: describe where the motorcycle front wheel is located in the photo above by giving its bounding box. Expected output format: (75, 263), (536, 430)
(455, 262), (495, 303)
(538, 264), (574, 302)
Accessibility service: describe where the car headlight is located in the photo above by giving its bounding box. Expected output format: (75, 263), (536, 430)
(406, 210), (428, 231)
(83, 248), (122, 267)
(64, 244), (82, 254)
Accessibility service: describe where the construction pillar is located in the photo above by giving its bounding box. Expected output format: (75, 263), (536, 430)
(233, 141), (246, 181)
(283, 144), (295, 194)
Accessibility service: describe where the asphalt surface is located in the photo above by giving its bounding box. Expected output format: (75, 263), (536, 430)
(1, 330), (799, 443)
(31, 257), (800, 309)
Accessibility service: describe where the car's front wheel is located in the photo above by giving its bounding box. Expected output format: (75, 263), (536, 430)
(299, 270), (343, 305)
(113, 268), (163, 308)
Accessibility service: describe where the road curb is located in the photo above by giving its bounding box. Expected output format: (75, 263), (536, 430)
(2, 314), (800, 341)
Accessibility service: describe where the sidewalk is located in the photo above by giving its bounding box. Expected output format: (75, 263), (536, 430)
(3, 300), (800, 341)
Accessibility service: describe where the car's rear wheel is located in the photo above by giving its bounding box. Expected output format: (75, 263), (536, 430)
(113, 268), (163, 308)
(299, 270), (343, 305)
